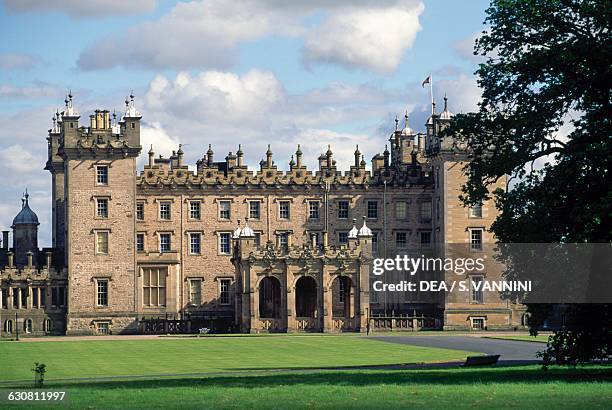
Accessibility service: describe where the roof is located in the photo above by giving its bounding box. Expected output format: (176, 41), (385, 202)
(12, 192), (39, 227)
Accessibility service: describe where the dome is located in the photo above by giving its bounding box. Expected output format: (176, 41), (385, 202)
(233, 220), (242, 239)
(240, 219), (255, 238)
(357, 217), (372, 237)
(12, 192), (39, 227)
(348, 219), (359, 239)
(439, 95), (453, 120)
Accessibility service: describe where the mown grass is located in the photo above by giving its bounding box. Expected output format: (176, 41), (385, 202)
(0, 335), (475, 382)
(4, 365), (611, 409)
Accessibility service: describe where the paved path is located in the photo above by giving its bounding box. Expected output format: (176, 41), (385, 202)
(371, 335), (543, 362)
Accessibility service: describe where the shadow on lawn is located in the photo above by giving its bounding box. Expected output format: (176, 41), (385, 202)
(53, 366), (612, 391)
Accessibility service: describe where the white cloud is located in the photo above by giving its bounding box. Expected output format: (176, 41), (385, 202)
(144, 70), (285, 127)
(0, 144), (44, 174)
(0, 52), (41, 70)
(139, 122), (181, 168)
(303, 1), (424, 73)
(76, 0), (423, 73)
(77, 0), (295, 70)
(435, 74), (481, 113)
(136, 69), (410, 173)
(0, 84), (63, 99)
(2, 0), (156, 18)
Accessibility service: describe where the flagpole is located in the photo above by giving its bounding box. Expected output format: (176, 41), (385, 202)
(430, 74), (434, 115)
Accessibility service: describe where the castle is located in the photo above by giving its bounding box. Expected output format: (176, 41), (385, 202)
(0, 93), (527, 336)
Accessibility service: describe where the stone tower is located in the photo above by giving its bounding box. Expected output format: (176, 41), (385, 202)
(58, 93), (142, 335)
(11, 190), (39, 266)
(46, 108), (66, 263)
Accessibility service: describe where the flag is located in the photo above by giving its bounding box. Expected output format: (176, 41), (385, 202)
(422, 75), (431, 87)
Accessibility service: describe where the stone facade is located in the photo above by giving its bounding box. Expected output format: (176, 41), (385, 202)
(0, 93), (527, 337)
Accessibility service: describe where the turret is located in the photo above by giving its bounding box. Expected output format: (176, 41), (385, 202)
(11, 191), (39, 267)
(119, 92), (141, 148)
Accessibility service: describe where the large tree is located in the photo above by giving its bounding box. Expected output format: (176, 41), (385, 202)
(444, 0), (611, 365)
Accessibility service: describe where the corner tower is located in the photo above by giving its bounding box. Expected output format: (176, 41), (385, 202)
(59, 93), (142, 335)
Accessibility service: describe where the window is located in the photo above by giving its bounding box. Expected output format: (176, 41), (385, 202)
(249, 201), (260, 219)
(436, 198), (440, 221)
(4, 319), (13, 333)
(254, 233), (261, 248)
(20, 288), (28, 308)
(159, 202), (171, 220)
(159, 233), (171, 253)
(96, 322), (109, 335)
(395, 232), (407, 248)
(1, 288), (7, 309)
(96, 198), (108, 218)
(51, 287), (66, 307)
(190, 279), (202, 305)
(339, 280), (346, 303)
(367, 201), (378, 219)
(338, 232), (348, 245)
(279, 201), (290, 219)
(142, 267), (167, 307)
(219, 200), (231, 220)
(136, 202), (144, 221)
(43, 318), (52, 333)
(470, 229), (483, 251)
(471, 276), (484, 303)
(469, 202), (483, 218)
(308, 201), (320, 220)
(189, 201), (201, 220)
(189, 233), (201, 255)
(96, 231), (109, 255)
(420, 201), (432, 221)
(278, 232), (289, 249)
(420, 231), (431, 248)
(24, 319), (32, 333)
(471, 317), (485, 330)
(97, 279), (108, 307)
(39, 287), (46, 307)
(372, 232), (378, 255)
(395, 202), (407, 220)
(96, 165), (108, 185)
(309, 232), (321, 247)
(219, 233), (231, 254)
(136, 233), (144, 252)
(219, 279), (231, 305)
(338, 200), (349, 219)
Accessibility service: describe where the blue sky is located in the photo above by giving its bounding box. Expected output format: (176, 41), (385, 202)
(0, 0), (489, 245)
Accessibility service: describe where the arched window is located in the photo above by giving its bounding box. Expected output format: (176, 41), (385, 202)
(4, 319), (13, 334)
(24, 319), (33, 333)
(43, 318), (52, 333)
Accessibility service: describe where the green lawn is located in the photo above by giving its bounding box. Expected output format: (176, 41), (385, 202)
(3, 366), (612, 409)
(0, 336), (475, 382)
(484, 335), (549, 343)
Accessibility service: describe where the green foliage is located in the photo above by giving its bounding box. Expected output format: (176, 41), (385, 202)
(443, 0), (611, 365)
(31, 362), (46, 388)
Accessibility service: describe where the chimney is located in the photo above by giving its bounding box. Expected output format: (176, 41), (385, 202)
(45, 251), (52, 269)
(26, 251), (33, 268)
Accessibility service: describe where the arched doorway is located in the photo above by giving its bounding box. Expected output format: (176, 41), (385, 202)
(259, 276), (281, 319)
(295, 276), (317, 318)
(332, 276), (352, 318)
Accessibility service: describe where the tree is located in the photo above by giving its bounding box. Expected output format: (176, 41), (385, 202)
(443, 0), (611, 365)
